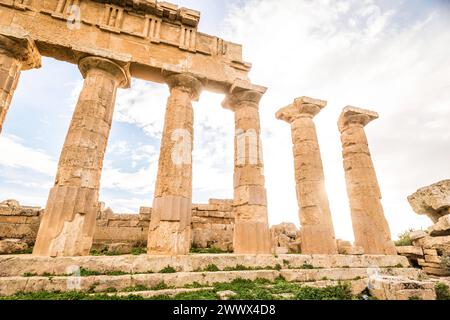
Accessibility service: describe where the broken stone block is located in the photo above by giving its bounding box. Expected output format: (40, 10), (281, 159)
(409, 230), (428, 242)
(428, 215), (450, 237)
(408, 180), (450, 223)
(217, 290), (238, 300)
(396, 246), (424, 257)
(0, 239), (28, 254)
(338, 245), (365, 255)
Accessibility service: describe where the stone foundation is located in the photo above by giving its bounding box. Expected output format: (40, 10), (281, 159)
(0, 199), (234, 254)
(0, 253), (442, 300)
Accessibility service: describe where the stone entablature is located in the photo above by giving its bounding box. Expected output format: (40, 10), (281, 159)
(0, 0), (260, 93)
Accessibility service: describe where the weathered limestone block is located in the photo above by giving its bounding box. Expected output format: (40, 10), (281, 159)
(409, 230), (428, 242)
(191, 200), (234, 251)
(338, 106), (396, 255)
(276, 97), (337, 254)
(148, 73), (202, 255)
(0, 200), (42, 244)
(369, 276), (436, 300)
(270, 223), (301, 253)
(222, 88), (271, 254)
(420, 235), (450, 252)
(33, 56), (130, 257)
(336, 239), (365, 255)
(0, 239), (28, 254)
(428, 215), (450, 237)
(396, 246), (424, 258)
(0, 30), (41, 134)
(408, 180), (450, 223)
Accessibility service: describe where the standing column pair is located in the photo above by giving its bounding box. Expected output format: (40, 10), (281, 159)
(0, 34), (41, 134)
(148, 83), (272, 255)
(33, 56), (130, 256)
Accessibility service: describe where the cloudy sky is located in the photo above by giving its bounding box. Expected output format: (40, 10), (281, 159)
(1, 0), (449, 241)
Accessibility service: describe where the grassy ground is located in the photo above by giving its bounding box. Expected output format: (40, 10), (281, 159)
(0, 278), (357, 300)
(2, 278), (449, 300)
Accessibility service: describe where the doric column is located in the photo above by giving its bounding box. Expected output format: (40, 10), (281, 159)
(147, 73), (202, 255)
(0, 35), (41, 134)
(222, 88), (271, 254)
(33, 56), (130, 257)
(276, 97), (337, 254)
(338, 106), (396, 255)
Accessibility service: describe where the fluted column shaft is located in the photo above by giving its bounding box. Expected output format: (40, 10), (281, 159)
(147, 73), (202, 255)
(33, 56), (130, 257)
(0, 35), (41, 134)
(338, 106), (396, 255)
(223, 89), (271, 254)
(276, 97), (337, 254)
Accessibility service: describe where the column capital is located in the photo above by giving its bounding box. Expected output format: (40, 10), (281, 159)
(338, 106), (379, 133)
(78, 56), (131, 88)
(163, 72), (203, 101)
(276, 96), (327, 123)
(222, 88), (264, 111)
(0, 35), (41, 70)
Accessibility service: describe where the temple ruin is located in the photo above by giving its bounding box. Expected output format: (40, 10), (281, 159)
(0, 0), (270, 256)
(0, 0), (449, 300)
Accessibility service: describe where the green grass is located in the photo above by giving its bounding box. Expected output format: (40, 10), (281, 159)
(159, 266), (177, 274)
(151, 282), (171, 291)
(294, 283), (353, 300)
(203, 264), (220, 272)
(0, 278), (361, 300)
(299, 263), (314, 269)
(0, 291), (144, 300)
(79, 268), (127, 277)
(435, 282), (450, 300)
(223, 264), (253, 271)
(190, 246), (230, 254)
(90, 248), (121, 256)
(394, 229), (414, 246)
(123, 285), (150, 292)
(130, 247), (147, 255)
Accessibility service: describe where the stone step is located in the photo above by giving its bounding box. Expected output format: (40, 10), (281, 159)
(0, 267), (424, 296)
(0, 254), (410, 277)
(280, 267), (423, 282)
(104, 287), (214, 299)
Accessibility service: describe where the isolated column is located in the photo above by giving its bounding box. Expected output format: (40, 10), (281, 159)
(147, 73), (202, 255)
(276, 97), (337, 254)
(33, 56), (130, 257)
(338, 106), (396, 255)
(223, 88), (271, 254)
(0, 35), (41, 134)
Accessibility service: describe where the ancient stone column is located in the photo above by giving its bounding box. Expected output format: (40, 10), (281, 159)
(33, 56), (130, 257)
(338, 106), (396, 255)
(222, 88), (271, 254)
(0, 35), (41, 134)
(276, 97), (338, 254)
(147, 73), (202, 255)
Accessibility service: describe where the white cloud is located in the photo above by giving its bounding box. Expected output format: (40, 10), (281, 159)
(0, 135), (56, 176)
